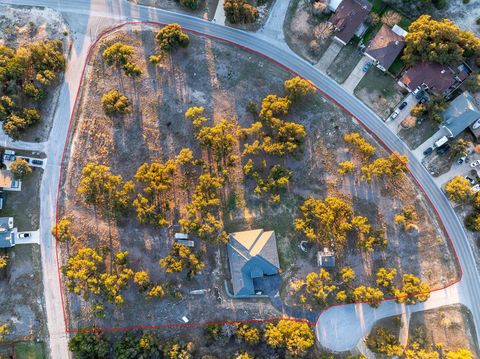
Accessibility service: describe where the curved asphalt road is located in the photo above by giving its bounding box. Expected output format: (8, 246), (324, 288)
(2, 0), (479, 357)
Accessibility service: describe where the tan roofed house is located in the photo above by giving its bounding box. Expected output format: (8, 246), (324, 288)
(365, 24), (406, 72)
(227, 229), (280, 296)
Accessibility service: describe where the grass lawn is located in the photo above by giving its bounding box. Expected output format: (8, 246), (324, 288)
(327, 44), (363, 84)
(369, 0), (387, 13)
(0, 167), (42, 231)
(398, 117), (440, 150)
(14, 342), (46, 359)
(388, 57), (405, 77)
(354, 67), (403, 118)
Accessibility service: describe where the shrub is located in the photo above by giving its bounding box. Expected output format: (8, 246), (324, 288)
(156, 24), (190, 51)
(101, 89), (131, 115)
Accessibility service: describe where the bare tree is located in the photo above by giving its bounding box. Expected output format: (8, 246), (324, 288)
(381, 10), (402, 27)
(312, 1), (327, 15)
(314, 22), (334, 41)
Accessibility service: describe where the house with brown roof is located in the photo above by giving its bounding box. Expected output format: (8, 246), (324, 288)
(398, 62), (470, 98)
(329, 0), (372, 45)
(365, 24), (406, 72)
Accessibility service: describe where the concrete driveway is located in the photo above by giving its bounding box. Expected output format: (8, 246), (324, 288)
(16, 230), (40, 245)
(342, 56), (370, 93)
(315, 41), (343, 72)
(413, 127), (450, 161)
(386, 93), (417, 133)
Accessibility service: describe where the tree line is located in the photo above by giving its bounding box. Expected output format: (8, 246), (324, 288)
(69, 319), (315, 358)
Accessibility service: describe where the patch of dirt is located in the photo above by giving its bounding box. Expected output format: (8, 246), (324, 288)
(60, 25), (459, 330)
(354, 67), (405, 119)
(0, 5), (71, 142)
(0, 245), (47, 343)
(424, 132), (475, 177)
(409, 304), (479, 356)
(284, 0), (332, 63)
(130, 0), (219, 20)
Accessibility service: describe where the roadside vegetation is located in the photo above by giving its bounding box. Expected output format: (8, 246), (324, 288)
(69, 319), (315, 358)
(0, 40), (65, 138)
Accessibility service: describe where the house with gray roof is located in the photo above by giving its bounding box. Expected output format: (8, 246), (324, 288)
(442, 92), (480, 139)
(226, 229), (280, 297)
(0, 217), (16, 248)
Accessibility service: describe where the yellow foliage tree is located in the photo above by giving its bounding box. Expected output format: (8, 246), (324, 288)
(445, 176), (474, 203)
(264, 320), (314, 357)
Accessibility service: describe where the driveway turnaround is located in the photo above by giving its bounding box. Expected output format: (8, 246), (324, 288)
(0, 1), (479, 358)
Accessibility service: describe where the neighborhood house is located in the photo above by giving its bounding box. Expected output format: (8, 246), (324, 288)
(399, 62), (470, 98)
(227, 229), (280, 297)
(365, 24), (406, 72)
(0, 170), (21, 192)
(0, 217), (16, 248)
(329, 0), (372, 46)
(442, 91), (480, 140)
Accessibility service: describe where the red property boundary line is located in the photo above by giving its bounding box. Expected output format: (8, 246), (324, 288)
(55, 21), (462, 335)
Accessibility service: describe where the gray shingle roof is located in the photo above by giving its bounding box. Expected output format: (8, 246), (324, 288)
(442, 92), (480, 138)
(227, 229), (280, 296)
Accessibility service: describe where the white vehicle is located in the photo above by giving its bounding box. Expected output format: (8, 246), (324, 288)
(174, 233), (188, 240)
(470, 160), (480, 168)
(473, 119), (480, 130)
(18, 232), (30, 238)
(434, 136), (448, 148)
(391, 109), (400, 119)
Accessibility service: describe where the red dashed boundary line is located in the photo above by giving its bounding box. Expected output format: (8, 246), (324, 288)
(55, 21), (462, 335)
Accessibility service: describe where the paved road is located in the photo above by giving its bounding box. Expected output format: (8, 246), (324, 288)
(1, 0), (479, 357)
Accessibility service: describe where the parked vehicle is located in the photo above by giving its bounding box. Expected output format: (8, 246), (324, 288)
(436, 144), (450, 155)
(470, 160), (480, 168)
(465, 176), (475, 185)
(362, 62), (372, 72)
(391, 109), (400, 119)
(18, 233), (30, 238)
(399, 101), (408, 110)
(457, 156), (467, 164)
(423, 147), (433, 156)
(434, 136), (448, 148)
(32, 159), (43, 166)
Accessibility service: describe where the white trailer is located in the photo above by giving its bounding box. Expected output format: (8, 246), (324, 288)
(174, 233), (188, 240)
(433, 136), (448, 148)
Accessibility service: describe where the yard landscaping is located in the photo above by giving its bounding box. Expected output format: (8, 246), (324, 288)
(283, 0), (332, 63)
(0, 245), (47, 347)
(327, 44), (363, 84)
(57, 23), (460, 356)
(354, 63), (404, 120)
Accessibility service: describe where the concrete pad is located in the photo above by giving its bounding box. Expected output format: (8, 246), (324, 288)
(16, 230), (40, 245)
(343, 56), (369, 93)
(316, 283), (462, 352)
(315, 41), (343, 72)
(386, 93), (417, 133)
